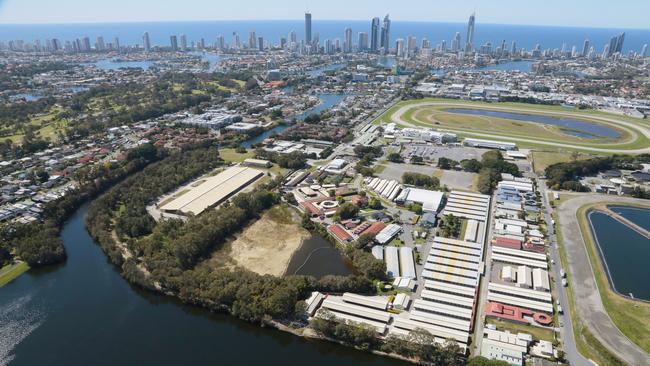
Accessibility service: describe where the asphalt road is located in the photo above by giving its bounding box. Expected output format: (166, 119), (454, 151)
(556, 193), (650, 365)
(537, 182), (592, 366)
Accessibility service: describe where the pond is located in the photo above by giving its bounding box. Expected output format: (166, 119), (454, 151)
(444, 108), (621, 139)
(588, 209), (650, 300)
(285, 234), (354, 278)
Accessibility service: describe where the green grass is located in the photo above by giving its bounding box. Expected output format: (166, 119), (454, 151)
(266, 204), (298, 225)
(531, 151), (592, 174)
(554, 207), (628, 365)
(0, 262), (30, 287)
(374, 163), (387, 174)
(219, 148), (255, 163)
(486, 318), (555, 342)
(380, 98), (650, 153)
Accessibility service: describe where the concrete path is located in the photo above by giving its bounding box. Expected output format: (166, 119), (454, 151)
(557, 194), (650, 365)
(389, 101), (650, 154)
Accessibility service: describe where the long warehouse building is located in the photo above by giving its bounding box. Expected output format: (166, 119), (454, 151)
(160, 166), (264, 216)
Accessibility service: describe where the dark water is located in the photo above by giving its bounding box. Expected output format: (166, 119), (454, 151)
(610, 205), (650, 232)
(445, 108), (621, 139)
(285, 234), (354, 278)
(242, 93), (349, 148)
(1, 21), (649, 54)
(588, 210), (650, 300)
(0, 204), (407, 366)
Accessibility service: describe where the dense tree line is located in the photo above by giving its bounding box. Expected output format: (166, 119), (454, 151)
(438, 214), (463, 238)
(84, 146), (383, 326)
(475, 151), (521, 194)
(0, 143), (168, 266)
(254, 148), (308, 169)
(545, 154), (650, 191)
(310, 311), (463, 364)
(402, 172), (440, 190)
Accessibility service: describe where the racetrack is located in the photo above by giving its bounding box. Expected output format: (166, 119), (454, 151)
(385, 100), (650, 153)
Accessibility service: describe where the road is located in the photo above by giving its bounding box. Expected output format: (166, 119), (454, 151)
(537, 181), (592, 366)
(555, 193), (650, 365)
(388, 101), (650, 154)
(471, 191), (496, 357)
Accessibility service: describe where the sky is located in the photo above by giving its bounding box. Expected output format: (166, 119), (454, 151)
(0, 0), (649, 29)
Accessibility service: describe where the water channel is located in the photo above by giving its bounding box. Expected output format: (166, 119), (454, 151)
(1, 204), (407, 366)
(588, 208), (650, 301)
(444, 108), (621, 139)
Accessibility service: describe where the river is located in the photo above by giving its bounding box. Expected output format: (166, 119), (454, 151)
(0, 204), (408, 366)
(588, 208), (650, 301)
(241, 93), (350, 148)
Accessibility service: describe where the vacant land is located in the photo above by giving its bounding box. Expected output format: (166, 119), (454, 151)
(219, 148), (255, 163)
(0, 262), (29, 287)
(531, 151), (592, 173)
(213, 204), (311, 276)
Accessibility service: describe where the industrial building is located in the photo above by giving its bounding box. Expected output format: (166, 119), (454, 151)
(159, 166), (263, 216)
(463, 138), (517, 151)
(395, 188), (444, 213)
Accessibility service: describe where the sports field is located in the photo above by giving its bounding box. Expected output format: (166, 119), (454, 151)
(376, 98), (650, 153)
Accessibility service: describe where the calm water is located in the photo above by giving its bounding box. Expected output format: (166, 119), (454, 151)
(242, 93), (349, 147)
(588, 210), (650, 300)
(444, 108), (621, 139)
(0, 204), (407, 366)
(92, 59), (155, 70)
(307, 63), (346, 77)
(286, 234), (354, 277)
(1, 21), (649, 54)
(610, 206), (650, 232)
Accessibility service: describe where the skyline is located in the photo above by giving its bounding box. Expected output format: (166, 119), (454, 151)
(1, 0), (650, 29)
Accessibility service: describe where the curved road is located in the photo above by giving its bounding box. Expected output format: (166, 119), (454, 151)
(389, 101), (650, 154)
(557, 194), (650, 365)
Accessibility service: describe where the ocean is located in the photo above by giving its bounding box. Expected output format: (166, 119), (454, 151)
(1, 20), (649, 53)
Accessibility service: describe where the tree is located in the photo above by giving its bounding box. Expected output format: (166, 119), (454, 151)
(460, 159), (482, 173)
(387, 152), (403, 163)
(467, 356), (511, 366)
(336, 203), (359, 220)
(410, 155), (423, 164)
(354, 233), (375, 249)
(402, 172), (440, 190)
(437, 157), (458, 170)
(368, 198), (382, 210)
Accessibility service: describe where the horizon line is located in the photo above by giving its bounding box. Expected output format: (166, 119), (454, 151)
(0, 18), (648, 31)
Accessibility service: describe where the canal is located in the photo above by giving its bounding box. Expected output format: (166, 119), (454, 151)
(588, 208), (650, 301)
(1, 204), (408, 365)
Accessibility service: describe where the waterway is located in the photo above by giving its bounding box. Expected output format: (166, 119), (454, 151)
(241, 93), (350, 148)
(609, 205), (650, 232)
(306, 63), (346, 78)
(285, 234), (354, 277)
(444, 108), (621, 139)
(588, 209), (650, 301)
(1, 204), (407, 366)
(92, 59), (155, 71)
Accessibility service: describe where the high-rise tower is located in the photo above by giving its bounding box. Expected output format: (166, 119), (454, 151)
(380, 14), (391, 52)
(465, 13), (475, 52)
(370, 17), (380, 52)
(143, 32), (151, 52)
(305, 12), (312, 44)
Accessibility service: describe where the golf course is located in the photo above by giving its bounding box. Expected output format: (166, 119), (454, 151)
(376, 98), (650, 153)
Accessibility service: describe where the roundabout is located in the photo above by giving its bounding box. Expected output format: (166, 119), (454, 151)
(378, 98), (650, 153)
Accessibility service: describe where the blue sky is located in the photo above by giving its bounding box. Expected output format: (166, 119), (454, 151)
(1, 0), (649, 29)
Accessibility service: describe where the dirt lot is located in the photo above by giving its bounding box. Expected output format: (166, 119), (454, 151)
(212, 205), (310, 276)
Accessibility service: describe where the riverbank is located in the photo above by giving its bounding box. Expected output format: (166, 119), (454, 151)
(0, 261), (30, 287)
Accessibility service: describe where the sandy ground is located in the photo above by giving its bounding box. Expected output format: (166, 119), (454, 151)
(220, 207), (310, 276)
